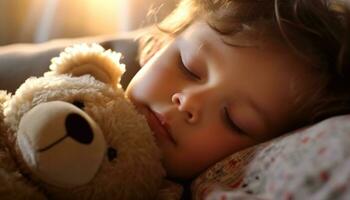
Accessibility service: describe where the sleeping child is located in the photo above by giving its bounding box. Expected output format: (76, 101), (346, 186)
(126, 0), (350, 187)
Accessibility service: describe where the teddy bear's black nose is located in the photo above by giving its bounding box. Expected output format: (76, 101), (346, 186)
(65, 113), (94, 144)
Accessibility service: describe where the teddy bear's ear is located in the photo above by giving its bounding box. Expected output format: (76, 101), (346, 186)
(46, 43), (125, 87)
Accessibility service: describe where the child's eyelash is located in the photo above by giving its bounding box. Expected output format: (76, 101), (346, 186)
(224, 107), (245, 134)
(178, 55), (201, 80)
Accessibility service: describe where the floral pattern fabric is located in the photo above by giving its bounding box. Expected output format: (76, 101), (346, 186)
(191, 115), (350, 200)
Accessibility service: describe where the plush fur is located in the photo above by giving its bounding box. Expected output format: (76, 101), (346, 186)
(0, 44), (165, 199)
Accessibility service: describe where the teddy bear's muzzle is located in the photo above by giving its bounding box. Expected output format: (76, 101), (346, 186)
(17, 101), (106, 189)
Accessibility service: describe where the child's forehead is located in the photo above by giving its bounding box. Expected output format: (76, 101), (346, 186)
(176, 20), (321, 91)
(178, 20), (286, 57)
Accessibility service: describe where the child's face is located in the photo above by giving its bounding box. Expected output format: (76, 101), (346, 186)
(126, 21), (317, 179)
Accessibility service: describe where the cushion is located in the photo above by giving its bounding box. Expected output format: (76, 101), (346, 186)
(192, 114), (350, 200)
(0, 30), (144, 92)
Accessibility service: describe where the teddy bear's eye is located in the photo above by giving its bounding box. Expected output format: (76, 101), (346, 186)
(107, 147), (118, 161)
(72, 100), (85, 109)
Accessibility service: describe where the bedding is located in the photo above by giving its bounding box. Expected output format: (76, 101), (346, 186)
(0, 31), (143, 92)
(191, 114), (350, 200)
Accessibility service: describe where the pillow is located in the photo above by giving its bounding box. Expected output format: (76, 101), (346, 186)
(192, 114), (350, 200)
(0, 31), (142, 92)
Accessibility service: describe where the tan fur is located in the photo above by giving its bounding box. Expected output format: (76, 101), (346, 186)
(0, 44), (165, 199)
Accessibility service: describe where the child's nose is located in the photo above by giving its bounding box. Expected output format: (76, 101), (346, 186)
(171, 92), (199, 123)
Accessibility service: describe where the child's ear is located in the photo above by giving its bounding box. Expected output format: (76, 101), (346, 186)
(45, 43), (125, 87)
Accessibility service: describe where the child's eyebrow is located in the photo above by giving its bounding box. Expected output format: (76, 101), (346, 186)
(221, 37), (259, 49)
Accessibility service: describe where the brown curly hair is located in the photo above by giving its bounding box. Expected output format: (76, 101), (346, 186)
(139, 0), (350, 125)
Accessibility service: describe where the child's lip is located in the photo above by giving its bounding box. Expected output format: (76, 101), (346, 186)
(146, 107), (176, 145)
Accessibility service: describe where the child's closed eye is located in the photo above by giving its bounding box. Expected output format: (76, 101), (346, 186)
(223, 106), (246, 134)
(177, 53), (201, 80)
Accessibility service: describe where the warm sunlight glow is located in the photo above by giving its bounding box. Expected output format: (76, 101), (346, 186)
(1, 0), (176, 44)
(27, 0), (125, 42)
(83, 0), (122, 34)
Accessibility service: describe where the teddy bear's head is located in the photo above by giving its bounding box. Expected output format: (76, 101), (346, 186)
(0, 44), (164, 199)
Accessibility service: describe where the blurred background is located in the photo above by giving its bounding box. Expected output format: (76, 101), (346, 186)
(0, 0), (178, 46)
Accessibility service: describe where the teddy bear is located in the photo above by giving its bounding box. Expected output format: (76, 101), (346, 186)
(0, 43), (166, 199)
